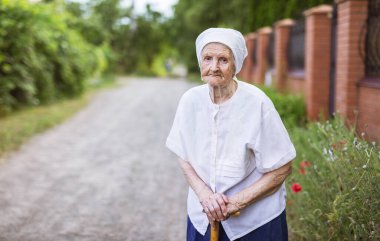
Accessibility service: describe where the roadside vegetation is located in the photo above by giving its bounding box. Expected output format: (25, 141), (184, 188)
(261, 87), (379, 240)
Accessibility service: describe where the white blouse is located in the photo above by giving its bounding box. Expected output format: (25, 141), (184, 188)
(166, 80), (296, 240)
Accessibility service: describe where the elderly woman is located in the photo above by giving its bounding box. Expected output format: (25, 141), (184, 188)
(166, 28), (296, 241)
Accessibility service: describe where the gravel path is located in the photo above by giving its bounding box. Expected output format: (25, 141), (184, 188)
(0, 77), (195, 241)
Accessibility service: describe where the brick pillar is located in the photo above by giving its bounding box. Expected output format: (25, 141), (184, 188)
(238, 36), (249, 81)
(274, 19), (295, 92)
(254, 27), (272, 85)
(304, 5), (333, 120)
(249, 34), (257, 83)
(335, 0), (368, 121)
(239, 33), (255, 82)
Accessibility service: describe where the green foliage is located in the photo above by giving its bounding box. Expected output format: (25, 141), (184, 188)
(287, 117), (380, 240)
(113, 4), (166, 75)
(259, 85), (306, 129)
(65, 1), (110, 46)
(0, 0), (107, 115)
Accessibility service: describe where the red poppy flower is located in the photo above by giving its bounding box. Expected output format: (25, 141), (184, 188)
(299, 168), (306, 175)
(300, 160), (311, 168)
(291, 183), (302, 193)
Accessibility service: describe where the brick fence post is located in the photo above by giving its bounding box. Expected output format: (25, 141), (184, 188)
(335, 0), (368, 121)
(304, 5), (333, 120)
(248, 34), (258, 83)
(254, 27), (272, 85)
(274, 19), (294, 92)
(239, 33), (256, 82)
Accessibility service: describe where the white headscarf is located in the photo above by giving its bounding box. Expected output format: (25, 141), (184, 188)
(195, 28), (248, 75)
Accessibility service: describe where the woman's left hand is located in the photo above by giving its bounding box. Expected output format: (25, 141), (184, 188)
(226, 196), (242, 218)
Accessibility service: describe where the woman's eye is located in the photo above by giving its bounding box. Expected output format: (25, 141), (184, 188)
(204, 56), (212, 61)
(220, 58), (228, 64)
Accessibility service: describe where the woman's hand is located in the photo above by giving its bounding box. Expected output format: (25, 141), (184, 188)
(226, 195), (242, 217)
(200, 193), (229, 223)
(225, 162), (293, 215)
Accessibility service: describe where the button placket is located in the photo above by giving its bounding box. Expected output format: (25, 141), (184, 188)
(210, 105), (219, 192)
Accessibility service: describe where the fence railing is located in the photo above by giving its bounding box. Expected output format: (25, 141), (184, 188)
(288, 20), (305, 72)
(267, 32), (275, 69)
(365, 0), (380, 77)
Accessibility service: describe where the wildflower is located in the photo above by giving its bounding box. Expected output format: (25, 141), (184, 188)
(291, 183), (302, 193)
(328, 149), (336, 161)
(300, 160), (311, 168)
(299, 160), (311, 175)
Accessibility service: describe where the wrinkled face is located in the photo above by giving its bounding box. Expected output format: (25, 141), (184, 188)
(200, 43), (236, 87)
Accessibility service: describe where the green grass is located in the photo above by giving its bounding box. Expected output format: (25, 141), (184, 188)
(0, 75), (118, 160)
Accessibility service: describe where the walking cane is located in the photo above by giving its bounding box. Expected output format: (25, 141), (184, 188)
(210, 211), (240, 241)
(210, 222), (219, 241)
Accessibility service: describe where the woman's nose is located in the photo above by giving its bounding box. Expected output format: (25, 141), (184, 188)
(210, 59), (219, 71)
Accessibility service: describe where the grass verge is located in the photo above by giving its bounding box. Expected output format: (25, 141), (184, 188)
(0, 75), (118, 160)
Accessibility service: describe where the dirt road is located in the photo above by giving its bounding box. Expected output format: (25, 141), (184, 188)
(0, 77), (195, 241)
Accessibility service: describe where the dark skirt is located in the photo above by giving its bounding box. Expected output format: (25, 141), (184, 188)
(186, 210), (288, 241)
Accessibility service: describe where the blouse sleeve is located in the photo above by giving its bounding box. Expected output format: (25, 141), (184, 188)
(252, 109), (296, 173)
(165, 95), (188, 161)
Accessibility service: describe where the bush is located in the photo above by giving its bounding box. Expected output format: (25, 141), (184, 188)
(260, 86), (306, 129)
(0, 0), (107, 115)
(286, 116), (380, 240)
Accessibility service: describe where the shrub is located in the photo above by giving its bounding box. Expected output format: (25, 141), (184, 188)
(260, 86), (306, 129)
(0, 0), (107, 115)
(286, 116), (380, 240)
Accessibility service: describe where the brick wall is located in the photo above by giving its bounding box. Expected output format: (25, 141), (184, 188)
(287, 75), (305, 95)
(358, 84), (380, 140)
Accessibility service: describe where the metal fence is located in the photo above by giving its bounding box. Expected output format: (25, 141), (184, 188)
(267, 32), (275, 69)
(287, 20), (305, 71)
(365, 0), (380, 77)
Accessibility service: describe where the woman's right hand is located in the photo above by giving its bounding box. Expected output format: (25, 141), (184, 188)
(200, 193), (229, 224)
